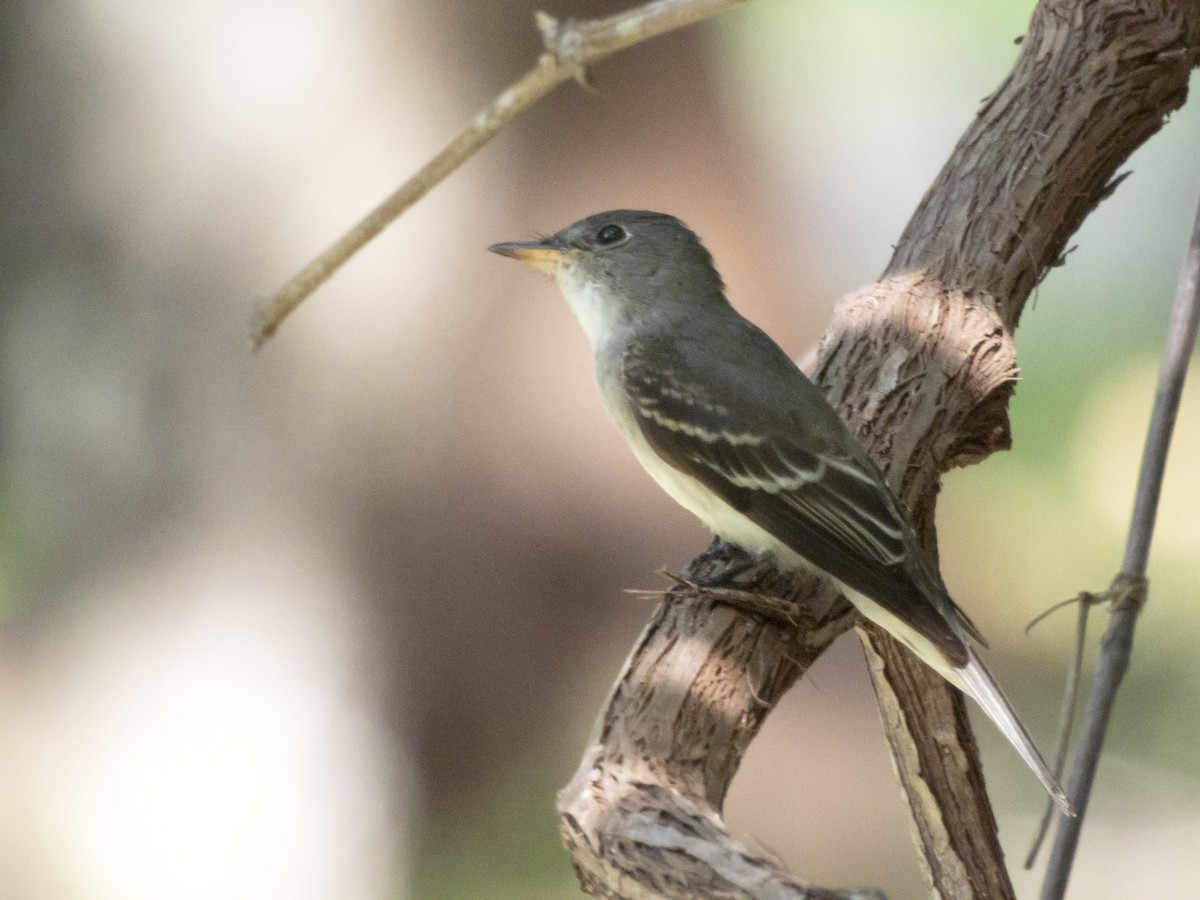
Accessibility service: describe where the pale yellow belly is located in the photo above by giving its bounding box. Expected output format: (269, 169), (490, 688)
(610, 403), (961, 682)
(612, 405), (807, 571)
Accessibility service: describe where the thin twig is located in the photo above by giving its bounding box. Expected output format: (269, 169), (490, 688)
(1024, 595), (1092, 868)
(1023, 591), (1092, 634)
(1040, 186), (1200, 900)
(248, 0), (747, 348)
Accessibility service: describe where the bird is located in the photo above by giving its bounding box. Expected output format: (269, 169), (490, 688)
(489, 209), (1072, 815)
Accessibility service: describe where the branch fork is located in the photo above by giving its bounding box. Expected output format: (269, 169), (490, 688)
(249, 0), (1200, 895)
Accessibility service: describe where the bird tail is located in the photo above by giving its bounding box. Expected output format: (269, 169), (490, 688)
(956, 647), (1075, 816)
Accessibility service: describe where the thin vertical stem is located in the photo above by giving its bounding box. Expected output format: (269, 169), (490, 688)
(1041, 187), (1200, 899)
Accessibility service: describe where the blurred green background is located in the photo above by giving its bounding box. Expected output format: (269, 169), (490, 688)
(1, 1), (1197, 898)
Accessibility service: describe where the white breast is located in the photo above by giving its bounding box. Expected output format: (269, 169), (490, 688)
(554, 259), (808, 570)
(600, 379), (810, 573)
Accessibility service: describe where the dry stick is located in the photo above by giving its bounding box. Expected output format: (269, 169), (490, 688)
(1024, 594), (1094, 868)
(1040, 187), (1200, 900)
(247, 0), (746, 349)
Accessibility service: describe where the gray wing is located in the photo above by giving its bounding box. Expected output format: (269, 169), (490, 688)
(622, 333), (977, 666)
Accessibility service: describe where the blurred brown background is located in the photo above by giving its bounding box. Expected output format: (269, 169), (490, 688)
(1, 1), (1197, 898)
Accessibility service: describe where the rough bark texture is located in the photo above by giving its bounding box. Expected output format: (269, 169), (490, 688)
(817, 278), (1022, 900)
(559, 1), (1200, 897)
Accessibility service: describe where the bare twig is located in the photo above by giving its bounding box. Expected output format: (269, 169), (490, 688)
(1024, 593), (1094, 868)
(247, 0), (747, 348)
(1040, 186), (1200, 900)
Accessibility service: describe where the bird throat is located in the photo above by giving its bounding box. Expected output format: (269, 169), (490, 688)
(555, 265), (632, 349)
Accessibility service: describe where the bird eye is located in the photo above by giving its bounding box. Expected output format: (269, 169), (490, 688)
(596, 224), (627, 245)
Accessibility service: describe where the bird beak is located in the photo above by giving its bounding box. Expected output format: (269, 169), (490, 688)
(488, 236), (575, 275)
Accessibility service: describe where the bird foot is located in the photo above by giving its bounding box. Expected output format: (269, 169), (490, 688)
(656, 568), (798, 627)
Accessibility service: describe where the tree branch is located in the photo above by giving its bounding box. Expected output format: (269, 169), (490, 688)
(820, 4), (1199, 893)
(247, 0), (746, 349)
(558, 550), (875, 900)
(247, 0), (1200, 893)
(558, 1), (1200, 897)
(1039, 184), (1200, 900)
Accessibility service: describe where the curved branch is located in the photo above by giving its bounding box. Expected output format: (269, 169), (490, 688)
(823, 3), (1200, 893)
(558, 554), (873, 900)
(887, 0), (1199, 331)
(248, 0), (746, 348)
(558, 1), (1200, 897)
